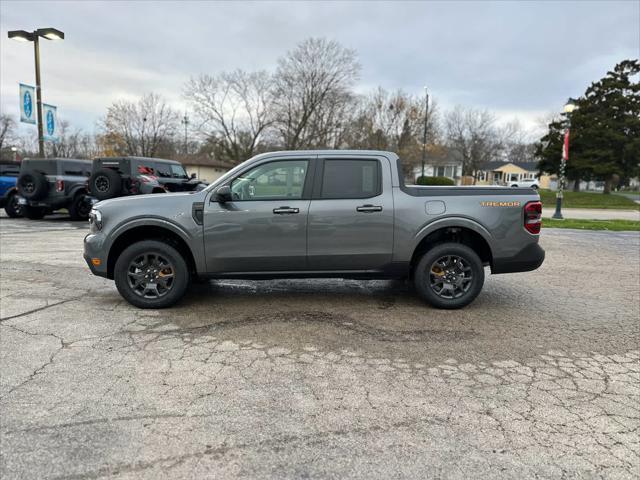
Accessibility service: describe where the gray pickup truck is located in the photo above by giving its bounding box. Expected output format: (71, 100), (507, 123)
(84, 150), (544, 309)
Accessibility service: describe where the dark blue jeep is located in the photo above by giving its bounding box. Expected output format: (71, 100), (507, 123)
(0, 162), (22, 218)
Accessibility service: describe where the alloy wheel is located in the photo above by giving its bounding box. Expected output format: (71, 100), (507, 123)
(429, 255), (473, 299)
(127, 253), (175, 298)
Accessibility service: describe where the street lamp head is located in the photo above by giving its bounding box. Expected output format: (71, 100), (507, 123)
(36, 28), (65, 40)
(8, 30), (34, 42)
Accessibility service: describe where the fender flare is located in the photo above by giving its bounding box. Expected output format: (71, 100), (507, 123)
(105, 216), (204, 274)
(69, 184), (89, 198)
(412, 216), (495, 258)
(3, 186), (18, 199)
(108, 216), (192, 248)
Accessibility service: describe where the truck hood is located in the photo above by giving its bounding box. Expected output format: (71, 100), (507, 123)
(94, 191), (205, 211)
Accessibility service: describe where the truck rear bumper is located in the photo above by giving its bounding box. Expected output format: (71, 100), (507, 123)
(491, 243), (545, 274)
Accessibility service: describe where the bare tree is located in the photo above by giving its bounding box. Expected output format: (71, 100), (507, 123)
(0, 114), (17, 151)
(343, 88), (440, 172)
(185, 70), (274, 164)
(445, 106), (504, 183)
(273, 38), (360, 149)
(101, 93), (179, 157)
(45, 121), (101, 159)
(501, 119), (537, 164)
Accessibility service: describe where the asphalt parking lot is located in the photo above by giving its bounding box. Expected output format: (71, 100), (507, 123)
(1, 214), (638, 479)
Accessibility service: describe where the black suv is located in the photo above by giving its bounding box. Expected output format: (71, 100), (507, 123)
(88, 156), (206, 200)
(17, 158), (93, 220)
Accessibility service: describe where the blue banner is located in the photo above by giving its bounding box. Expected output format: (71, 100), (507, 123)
(43, 104), (58, 142)
(19, 83), (36, 124)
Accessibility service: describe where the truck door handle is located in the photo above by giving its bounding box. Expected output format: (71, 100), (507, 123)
(273, 206), (299, 215)
(356, 205), (383, 213)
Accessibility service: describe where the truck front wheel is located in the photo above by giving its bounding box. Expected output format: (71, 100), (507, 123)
(114, 240), (190, 309)
(414, 243), (485, 309)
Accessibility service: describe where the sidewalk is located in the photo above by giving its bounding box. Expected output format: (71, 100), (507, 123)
(542, 208), (640, 221)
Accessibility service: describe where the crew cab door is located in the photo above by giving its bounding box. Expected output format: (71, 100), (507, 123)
(307, 156), (394, 271)
(202, 156), (314, 273)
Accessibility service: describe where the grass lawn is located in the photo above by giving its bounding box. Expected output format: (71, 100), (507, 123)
(538, 189), (640, 210)
(543, 218), (640, 231)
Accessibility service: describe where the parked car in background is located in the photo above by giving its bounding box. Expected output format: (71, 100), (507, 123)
(17, 158), (93, 220)
(88, 156), (207, 201)
(0, 161), (22, 218)
(85, 150), (544, 309)
(511, 178), (539, 189)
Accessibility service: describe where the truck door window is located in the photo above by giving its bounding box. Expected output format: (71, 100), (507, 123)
(320, 159), (380, 199)
(231, 160), (308, 201)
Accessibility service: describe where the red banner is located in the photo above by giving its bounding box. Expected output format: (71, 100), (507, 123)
(562, 129), (570, 161)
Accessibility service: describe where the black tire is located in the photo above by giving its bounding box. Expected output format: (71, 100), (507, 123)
(89, 169), (122, 200)
(22, 204), (46, 220)
(18, 171), (48, 200)
(531, 185), (539, 190)
(114, 240), (190, 309)
(511, 184), (518, 188)
(69, 193), (91, 221)
(4, 192), (22, 218)
(414, 243), (485, 309)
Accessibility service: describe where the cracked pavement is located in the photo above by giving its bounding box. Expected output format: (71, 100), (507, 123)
(0, 215), (639, 479)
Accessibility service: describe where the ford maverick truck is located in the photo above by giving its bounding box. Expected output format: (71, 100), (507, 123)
(84, 150), (544, 309)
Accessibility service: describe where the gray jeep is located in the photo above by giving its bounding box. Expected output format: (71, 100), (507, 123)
(17, 158), (93, 220)
(85, 150), (544, 310)
(88, 156), (206, 201)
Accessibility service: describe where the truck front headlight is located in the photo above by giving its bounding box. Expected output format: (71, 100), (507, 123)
(89, 208), (103, 231)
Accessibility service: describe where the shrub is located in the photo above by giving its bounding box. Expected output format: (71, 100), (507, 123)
(415, 176), (455, 186)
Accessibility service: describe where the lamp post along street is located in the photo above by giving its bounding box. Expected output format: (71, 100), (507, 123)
(182, 114), (189, 155)
(8, 28), (64, 158)
(421, 87), (429, 178)
(33, 34), (45, 158)
(552, 102), (576, 219)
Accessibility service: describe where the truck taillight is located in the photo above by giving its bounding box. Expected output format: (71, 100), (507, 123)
(56, 179), (64, 192)
(524, 201), (542, 234)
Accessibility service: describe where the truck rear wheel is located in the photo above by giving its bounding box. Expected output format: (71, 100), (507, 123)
(414, 243), (484, 309)
(114, 240), (190, 309)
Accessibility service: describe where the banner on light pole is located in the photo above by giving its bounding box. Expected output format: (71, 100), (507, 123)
(562, 130), (570, 161)
(43, 104), (59, 142)
(19, 83), (36, 124)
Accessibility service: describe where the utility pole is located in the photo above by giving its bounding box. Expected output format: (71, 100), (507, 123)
(32, 34), (45, 158)
(9, 28), (65, 157)
(181, 113), (189, 155)
(421, 86), (429, 178)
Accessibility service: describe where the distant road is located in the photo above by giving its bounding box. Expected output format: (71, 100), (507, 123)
(542, 207), (640, 220)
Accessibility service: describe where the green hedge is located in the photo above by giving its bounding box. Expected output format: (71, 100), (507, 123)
(416, 176), (455, 186)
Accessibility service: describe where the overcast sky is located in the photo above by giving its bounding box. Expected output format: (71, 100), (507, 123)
(1, 0), (638, 138)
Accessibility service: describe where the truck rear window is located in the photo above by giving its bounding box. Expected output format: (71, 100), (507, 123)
(320, 159), (381, 199)
(21, 160), (57, 175)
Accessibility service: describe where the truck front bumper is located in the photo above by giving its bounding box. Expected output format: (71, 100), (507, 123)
(491, 243), (545, 274)
(84, 233), (109, 278)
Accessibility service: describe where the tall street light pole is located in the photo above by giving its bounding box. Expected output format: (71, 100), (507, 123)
(421, 86), (429, 178)
(181, 113), (189, 155)
(552, 101), (577, 219)
(8, 28), (65, 158)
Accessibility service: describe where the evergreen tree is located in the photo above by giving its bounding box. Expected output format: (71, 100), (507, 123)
(536, 60), (640, 193)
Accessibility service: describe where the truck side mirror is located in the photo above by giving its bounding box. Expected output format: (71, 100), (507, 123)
(214, 185), (232, 203)
(190, 173), (197, 179)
